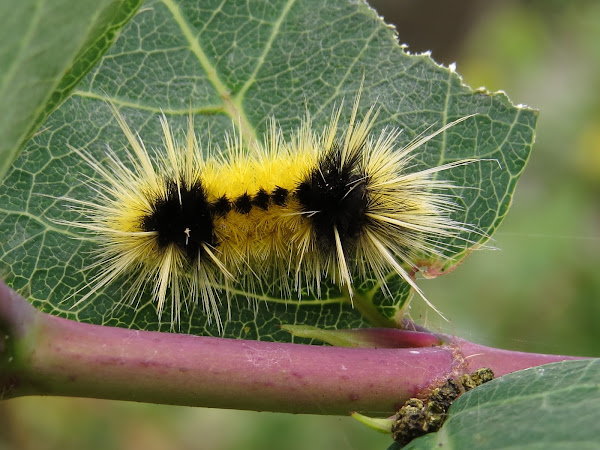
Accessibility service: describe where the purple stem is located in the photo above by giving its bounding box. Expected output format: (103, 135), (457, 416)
(0, 280), (586, 415)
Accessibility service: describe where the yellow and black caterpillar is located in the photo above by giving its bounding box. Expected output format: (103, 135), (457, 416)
(66, 96), (477, 331)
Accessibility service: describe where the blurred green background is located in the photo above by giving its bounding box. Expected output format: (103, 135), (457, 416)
(1, 1), (598, 449)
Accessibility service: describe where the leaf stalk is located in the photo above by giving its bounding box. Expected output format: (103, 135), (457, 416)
(0, 280), (585, 415)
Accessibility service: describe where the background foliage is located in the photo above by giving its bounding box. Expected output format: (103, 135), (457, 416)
(0, 1), (598, 449)
(401, 360), (600, 449)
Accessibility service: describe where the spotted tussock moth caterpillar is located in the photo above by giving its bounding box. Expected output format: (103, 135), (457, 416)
(63, 94), (481, 332)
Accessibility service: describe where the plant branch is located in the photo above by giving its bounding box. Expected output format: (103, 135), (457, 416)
(0, 280), (585, 415)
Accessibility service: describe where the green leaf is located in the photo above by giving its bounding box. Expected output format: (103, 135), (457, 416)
(0, 0), (143, 181)
(402, 360), (600, 449)
(0, 0), (537, 339)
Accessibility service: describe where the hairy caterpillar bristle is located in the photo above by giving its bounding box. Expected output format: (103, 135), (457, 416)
(62, 94), (483, 333)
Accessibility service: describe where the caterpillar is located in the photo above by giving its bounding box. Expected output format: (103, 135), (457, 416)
(64, 94), (479, 332)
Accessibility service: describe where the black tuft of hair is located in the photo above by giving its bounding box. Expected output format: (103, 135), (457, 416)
(142, 181), (215, 262)
(234, 193), (253, 214)
(294, 143), (369, 251)
(272, 186), (288, 206)
(252, 189), (271, 210)
(211, 195), (232, 216)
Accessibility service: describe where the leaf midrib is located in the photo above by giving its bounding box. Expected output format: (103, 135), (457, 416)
(160, 0), (297, 143)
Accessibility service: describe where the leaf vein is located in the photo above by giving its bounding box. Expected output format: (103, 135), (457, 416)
(160, 0), (258, 141)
